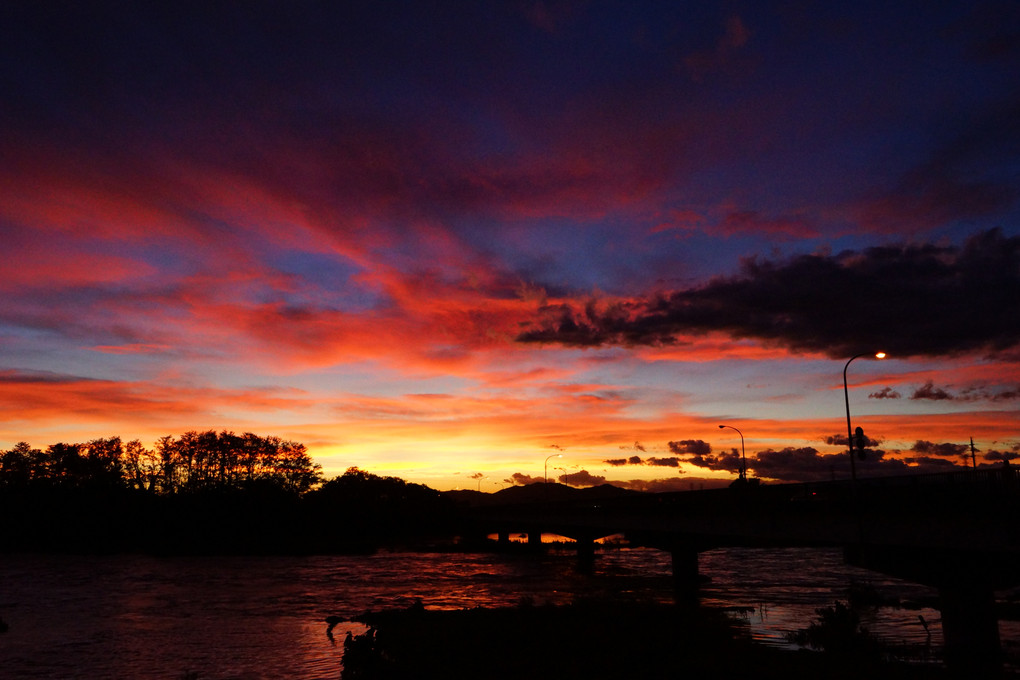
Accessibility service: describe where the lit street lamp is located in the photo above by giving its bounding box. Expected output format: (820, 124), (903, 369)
(718, 424), (746, 481)
(843, 351), (887, 484)
(544, 453), (562, 484)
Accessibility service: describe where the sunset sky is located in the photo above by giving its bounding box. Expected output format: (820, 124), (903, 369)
(2, 1), (1019, 491)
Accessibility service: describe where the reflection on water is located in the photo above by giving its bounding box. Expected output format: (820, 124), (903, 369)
(0, 548), (1013, 677)
(698, 547), (945, 656)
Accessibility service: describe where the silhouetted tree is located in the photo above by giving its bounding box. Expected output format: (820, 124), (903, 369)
(121, 439), (160, 492)
(0, 437), (468, 554)
(154, 435), (178, 494)
(273, 440), (321, 493)
(307, 467), (453, 545)
(82, 437), (125, 489)
(46, 442), (87, 486)
(0, 442), (45, 486)
(141, 431), (323, 495)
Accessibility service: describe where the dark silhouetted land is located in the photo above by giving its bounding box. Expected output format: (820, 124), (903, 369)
(0, 435), (456, 554)
(341, 600), (953, 680)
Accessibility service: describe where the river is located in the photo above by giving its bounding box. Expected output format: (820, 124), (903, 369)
(0, 547), (1016, 678)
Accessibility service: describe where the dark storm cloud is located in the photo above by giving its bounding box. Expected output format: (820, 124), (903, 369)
(646, 457), (681, 467)
(912, 381), (954, 400)
(911, 440), (969, 458)
(517, 229), (1020, 359)
(604, 455), (643, 466)
(983, 447), (1020, 463)
(508, 472), (542, 485)
(823, 433), (881, 448)
(677, 449), (742, 474)
(909, 381), (1020, 401)
(558, 470), (606, 487)
(602, 455), (681, 467)
(667, 439), (712, 456)
(869, 387), (901, 399)
(744, 447), (846, 482)
(745, 441), (1006, 482)
(898, 456), (962, 471)
(743, 447), (964, 483)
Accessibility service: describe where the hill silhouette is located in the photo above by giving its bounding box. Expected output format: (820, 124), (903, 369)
(442, 481), (640, 507)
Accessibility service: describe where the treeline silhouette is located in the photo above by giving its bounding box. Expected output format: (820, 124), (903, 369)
(0, 432), (454, 554)
(1, 432), (320, 494)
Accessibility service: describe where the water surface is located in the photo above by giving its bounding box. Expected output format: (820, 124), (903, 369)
(0, 548), (1014, 678)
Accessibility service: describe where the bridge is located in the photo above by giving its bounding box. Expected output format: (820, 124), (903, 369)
(464, 467), (1020, 677)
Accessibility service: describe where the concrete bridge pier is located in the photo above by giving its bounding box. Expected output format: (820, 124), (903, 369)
(845, 544), (1008, 678)
(573, 534), (597, 574)
(939, 583), (1002, 678)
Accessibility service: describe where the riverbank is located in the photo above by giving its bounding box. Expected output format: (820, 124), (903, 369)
(342, 600), (953, 679)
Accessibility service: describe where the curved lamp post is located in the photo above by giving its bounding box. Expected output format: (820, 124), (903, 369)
(544, 453), (562, 484)
(718, 424), (746, 481)
(843, 352), (887, 484)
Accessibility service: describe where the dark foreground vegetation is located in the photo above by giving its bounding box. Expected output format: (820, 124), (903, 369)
(0, 433), (455, 554)
(341, 600), (952, 680)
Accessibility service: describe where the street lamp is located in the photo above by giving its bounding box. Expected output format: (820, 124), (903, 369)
(843, 352), (887, 484)
(544, 453), (562, 484)
(718, 424), (746, 481)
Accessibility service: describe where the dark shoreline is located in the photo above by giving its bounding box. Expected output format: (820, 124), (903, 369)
(340, 600), (953, 680)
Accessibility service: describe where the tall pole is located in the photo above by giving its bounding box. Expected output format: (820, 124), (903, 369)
(718, 424), (746, 481)
(544, 453), (562, 484)
(843, 352), (886, 485)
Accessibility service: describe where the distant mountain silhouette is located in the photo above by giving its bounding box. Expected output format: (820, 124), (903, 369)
(443, 482), (640, 507)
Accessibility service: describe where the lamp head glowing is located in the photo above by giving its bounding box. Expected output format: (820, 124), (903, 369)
(875, 352), (887, 359)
